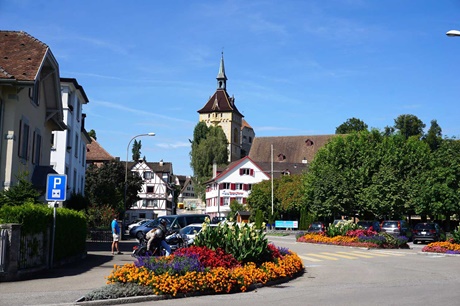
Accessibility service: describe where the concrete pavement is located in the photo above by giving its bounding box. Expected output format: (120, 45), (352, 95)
(0, 239), (141, 306)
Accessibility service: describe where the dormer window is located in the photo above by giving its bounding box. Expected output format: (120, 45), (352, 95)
(277, 154), (286, 161)
(305, 139), (314, 146)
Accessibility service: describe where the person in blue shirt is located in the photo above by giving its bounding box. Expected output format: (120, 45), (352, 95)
(111, 215), (122, 255)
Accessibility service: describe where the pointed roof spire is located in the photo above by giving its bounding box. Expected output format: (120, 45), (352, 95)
(216, 51), (227, 90)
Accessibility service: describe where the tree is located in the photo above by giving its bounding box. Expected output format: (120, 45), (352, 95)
(335, 117), (368, 134)
(88, 129), (97, 140)
(394, 114), (425, 139)
(247, 179), (278, 222)
(229, 200), (245, 221)
(277, 175), (304, 214)
(190, 123), (228, 199)
(417, 139), (460, 230)
(0, 172), (41, 207)
(85, 160), (143, 213)
(423, 119), (442, 151)
(132, 139), (141, 161)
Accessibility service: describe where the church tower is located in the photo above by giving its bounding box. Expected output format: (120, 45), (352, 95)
(197, 53), (244, 162)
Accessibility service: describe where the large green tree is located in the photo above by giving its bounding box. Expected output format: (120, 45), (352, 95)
(417, 139), (460, 230)
(85, 159), (143, 212)
(303, 130), (430, 220)
(423, 119), (443, 151)
(335, 117), (368, 134)
(132, 139), (141, 161)
(190, 122), (228, 199)
(394, 114), (426, 139)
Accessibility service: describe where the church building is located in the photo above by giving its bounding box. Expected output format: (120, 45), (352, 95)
(197, 53), (254, 162)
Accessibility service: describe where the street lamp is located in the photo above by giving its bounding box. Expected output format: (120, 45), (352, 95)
(124, 132), (155, 216)
(446, 30), (460, 37)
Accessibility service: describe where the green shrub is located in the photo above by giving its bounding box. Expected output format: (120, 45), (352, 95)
(451, 226), (460, 244)
(194, 221), (270, 265)
(83, 283), (153, 301)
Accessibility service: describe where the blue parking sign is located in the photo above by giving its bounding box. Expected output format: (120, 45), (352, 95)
(46, 174), (67, 201)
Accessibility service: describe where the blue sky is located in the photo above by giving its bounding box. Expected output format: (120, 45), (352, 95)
(2, 0), (460, 176)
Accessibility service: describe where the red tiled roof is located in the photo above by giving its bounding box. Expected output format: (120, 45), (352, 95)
(86, 137), (114, 162)
(0, 31), (48, 81)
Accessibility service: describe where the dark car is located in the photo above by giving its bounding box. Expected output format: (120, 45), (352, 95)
(357, 220), (381, 232)
(380, 220), (413, 241)
(412, 222), (445, 244)
(307, 222), (325, 233)
(129, 214), (210, 240)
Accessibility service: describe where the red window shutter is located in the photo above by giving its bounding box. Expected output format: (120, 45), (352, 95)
(219, 183), (224, 189)
(220, 197), (224, 206)
(231, 183), (235, 190)
(240, 168), (243, 175)
(243, 184), (248, 191)
(250, 169), (254, 176)
(243, 198), (247, 204)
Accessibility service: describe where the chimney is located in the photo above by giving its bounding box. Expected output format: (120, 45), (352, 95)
(159, 159), (163, 167)
(213, 160), (217, 178)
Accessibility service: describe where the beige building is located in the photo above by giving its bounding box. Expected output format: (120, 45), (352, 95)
(0, 31), (66, 191)
(197, 53), (254, 162)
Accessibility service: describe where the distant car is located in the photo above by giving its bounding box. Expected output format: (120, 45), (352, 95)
(127, 219), (150, 231)
(211, 216), (226, 224)
(357, 220), (381, 232)
(307, 222), (325, 233)
(129, 214), (210, 240)
(412, 222), (445, 244)
(178, 223), (218, 244)
(331, 219), (349, 227)
(380, 220), (413, 241)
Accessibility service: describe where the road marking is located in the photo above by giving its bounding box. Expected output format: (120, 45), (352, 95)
(304, 253), (339, 260)
(341, 251), (374, 258)
(351, 250), (389, 257)
(299, 255), (323, 262)
(320, 252), (358, 259)
(374, 250), (407, 256)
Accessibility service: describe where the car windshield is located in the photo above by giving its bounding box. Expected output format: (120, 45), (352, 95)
(358, 222), (371, 226)
(310, 223), (322, 229)
(382, 222), (398, 228)
(414, 223), (435, 230)
(180, 226), (202, 235)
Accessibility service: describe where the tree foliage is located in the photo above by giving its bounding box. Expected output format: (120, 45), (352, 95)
(88, 129), (97, 140)
(303, 130), (431, 220)
(394, 114), (426, 139)
(85, 160), (143, 213)
(190, 122), (228, 199)
(132, 139), (141, 161)
(335, 117), (368, 134)
(423, 119), (443, 151)
(0, 172), (41, 207)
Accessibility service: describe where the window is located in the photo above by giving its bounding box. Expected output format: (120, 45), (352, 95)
(249, 136), (252, 143)
(74, 134), (79, 158)
(18, 119), (30, 159)
(32, 131), (41, 165)
(144, 172), (153, 179)
(76, 98), (81, 122)
(29, 81), (40, 106)
(235, 183), (243, 190)
(142, 199), (157, 208)
(220, 183), (230, 190)
(240, 168), (254, 176)
(146, 186), (154, 193)
(233, 128), (238, 143)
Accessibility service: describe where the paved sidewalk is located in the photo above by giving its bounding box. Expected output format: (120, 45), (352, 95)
(0, 239), (138, 306)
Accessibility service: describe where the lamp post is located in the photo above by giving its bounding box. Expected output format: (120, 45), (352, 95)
(124, 132), (155, 217)
(446, 30), (460, 37)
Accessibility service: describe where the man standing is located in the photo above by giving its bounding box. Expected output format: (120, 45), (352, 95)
(111, 215), (123, 255)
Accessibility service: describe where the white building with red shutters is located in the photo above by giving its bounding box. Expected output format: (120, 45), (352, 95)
(204, 156), (270, 219)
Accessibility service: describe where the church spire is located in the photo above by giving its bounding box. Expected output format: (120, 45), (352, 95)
(216, 52), (227, 90)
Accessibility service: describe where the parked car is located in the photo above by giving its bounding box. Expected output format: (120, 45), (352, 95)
(178, 223), (218, 245)
(331, 219), (348, 226)
(307, 222), (326, 233)
(412, 222), (445, 244)
(211, 216), (226, 224)
(357, 220), (381, 232)
(127, 219), (150, 231)
(129, 214), (210, 240)
(380, 220), (413, 241)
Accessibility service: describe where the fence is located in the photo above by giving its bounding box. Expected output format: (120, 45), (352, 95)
(0, 228), (8, 272)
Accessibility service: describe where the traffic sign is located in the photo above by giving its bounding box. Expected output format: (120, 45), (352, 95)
(46, 174), (67, 201)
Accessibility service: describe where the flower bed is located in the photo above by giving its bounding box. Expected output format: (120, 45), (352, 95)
(296, 229), (409, 249)
(422, 241), (460, 254)
(106, 244), (304, 296)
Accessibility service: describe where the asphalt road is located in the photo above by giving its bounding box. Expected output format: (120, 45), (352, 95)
(1, 236), (459, 306)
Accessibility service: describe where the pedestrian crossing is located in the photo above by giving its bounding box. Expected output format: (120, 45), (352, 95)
(299, 250), (409, 262)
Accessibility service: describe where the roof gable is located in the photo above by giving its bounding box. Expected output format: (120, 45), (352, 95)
(197, 89), (243, 117)
(0, 31), (48, 82)
(213, 156), (270, 182)
(86, 137), (114, 162)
